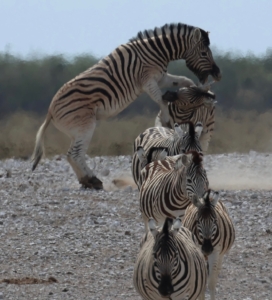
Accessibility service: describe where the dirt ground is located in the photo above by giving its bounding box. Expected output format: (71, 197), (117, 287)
(0, 153), (271, 299)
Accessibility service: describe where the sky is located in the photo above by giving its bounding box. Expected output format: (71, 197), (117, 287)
(1, 0), (272, 59)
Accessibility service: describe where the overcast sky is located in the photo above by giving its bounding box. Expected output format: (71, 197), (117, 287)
(1, 0), (271, 58)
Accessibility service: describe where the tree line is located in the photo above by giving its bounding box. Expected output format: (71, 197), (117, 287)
(0, 49), (272, 118)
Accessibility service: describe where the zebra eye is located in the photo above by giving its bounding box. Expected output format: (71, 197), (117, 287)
(201, 51), (207, 57)
(187, 179), (192, 184)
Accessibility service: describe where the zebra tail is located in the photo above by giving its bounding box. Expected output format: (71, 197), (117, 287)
(31, 112), (52, 171)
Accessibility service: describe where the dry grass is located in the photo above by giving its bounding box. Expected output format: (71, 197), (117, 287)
(0, 109), (272, 160)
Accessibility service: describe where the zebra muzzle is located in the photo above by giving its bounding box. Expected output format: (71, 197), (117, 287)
(158, 275), (174, 297)
(201, 238), (213, 256)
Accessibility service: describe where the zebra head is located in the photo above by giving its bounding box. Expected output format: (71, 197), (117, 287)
(137, 146), (168, 170)
(191, 190), (220, 256)
(178, 151), (208, 200)
(184, 28), (221, 84)
(162, 85), (216, 108)
(149, 217), (182, 297)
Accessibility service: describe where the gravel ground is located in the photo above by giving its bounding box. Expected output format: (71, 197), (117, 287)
(0, 152), (271, 300)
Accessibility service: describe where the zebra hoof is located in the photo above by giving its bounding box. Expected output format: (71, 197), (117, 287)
(80, 176), (103, 190)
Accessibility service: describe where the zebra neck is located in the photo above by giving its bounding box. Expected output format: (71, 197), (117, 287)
(148, 36), (186, 63)
(171, 102), (203, 111)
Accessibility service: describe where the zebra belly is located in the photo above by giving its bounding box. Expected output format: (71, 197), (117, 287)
(95, 92), (140, 120)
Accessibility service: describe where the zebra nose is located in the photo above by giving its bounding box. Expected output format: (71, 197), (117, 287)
(202, 238), (213, 256)
(212, 64), (222, 81)
(158, 276), (174, 297)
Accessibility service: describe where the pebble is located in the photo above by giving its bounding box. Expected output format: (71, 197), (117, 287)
(0, 153), (271, 299)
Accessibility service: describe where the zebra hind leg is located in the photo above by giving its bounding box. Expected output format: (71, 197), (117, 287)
(67, 124), (103, 190)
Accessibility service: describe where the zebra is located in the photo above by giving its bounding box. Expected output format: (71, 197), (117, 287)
(132, 121), (203, 189)
(183, 190), (235, 300)
(31, 22), (221, 189)
(138, 151), (209, 231)
(155, 85), (216, 152)
(133, 217), (207, 300)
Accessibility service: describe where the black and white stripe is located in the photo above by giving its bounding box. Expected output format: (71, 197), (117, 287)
(139, 151), (209, 231)
(132, 122), (203, 189)
(32, 23), (221, 189)
(183, 190), (235, 300)
(133, 217), (207, 300)
(155, 85), (216, 152)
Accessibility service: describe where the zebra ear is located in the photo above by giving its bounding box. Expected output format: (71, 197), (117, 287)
(210, 190), (220, 207)
(174, 123), (184, 138)
(193, 28), (202, 44)
(182, 153), (192, 167)
(136, 146), (145, 162)
(163, 217), (173, 235)
(174, 153), (192, 170)
(148, 219), (158, 237)
(157, 148), (168, 161)
(191, 194), (204, 208)
(195, 122), (203, 138)
(172, 218), (181, 235)
(137, 146), (147, 169)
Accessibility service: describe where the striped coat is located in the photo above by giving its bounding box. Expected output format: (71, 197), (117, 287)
(132, 122), (203, 189)
(155, 85), (216, 152)
(183, 190), (235, 300)
(133, 218), (207, 300)
(32, 23), (221, 190)
(139, 151), (209, 231)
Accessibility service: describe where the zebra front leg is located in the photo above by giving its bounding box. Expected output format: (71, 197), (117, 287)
(67, 122), (103, 190)
(154, 111), (163, 127)
(143, 80), (170, 126)
(158, 73), (196, 89)
(207, 251), (220, 300)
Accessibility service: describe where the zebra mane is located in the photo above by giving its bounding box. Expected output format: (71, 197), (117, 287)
(129, 23), (210, 46)
(184, 86), (216, 100)
(180, 121), (195, 137)
(203, 189), (212, 206)
(153, 218), (174, 253)
(198, 190), (216, 218)
(186, 150), (203, 165)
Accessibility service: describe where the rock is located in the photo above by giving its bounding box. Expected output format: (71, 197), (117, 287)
(0, 168), (7, 178)
(101, 168), (110, 176)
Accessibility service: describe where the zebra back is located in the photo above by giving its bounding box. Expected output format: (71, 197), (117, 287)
(132, 122), (203, 189)
(133, 217), (207, 300)
(155, 85), (216, 152)
(183, 190), (235, 256)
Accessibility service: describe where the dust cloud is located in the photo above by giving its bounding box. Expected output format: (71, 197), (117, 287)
(206, 152), (272, 191)
(110, 152), (272, 191)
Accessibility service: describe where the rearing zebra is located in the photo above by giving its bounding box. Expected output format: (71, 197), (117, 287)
(32, 23), (221, 189)
(133, 217), (207, 300)
(155, 85), (216, 152)
(183, 190), (235, 300)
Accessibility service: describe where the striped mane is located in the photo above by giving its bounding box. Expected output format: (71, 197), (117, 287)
(129, 23), (210, 46)
(187, 150), (203, 165)
(180, 121), (196, 138)
(198, 190), (216, 219)
(184, 86), (216, 101)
